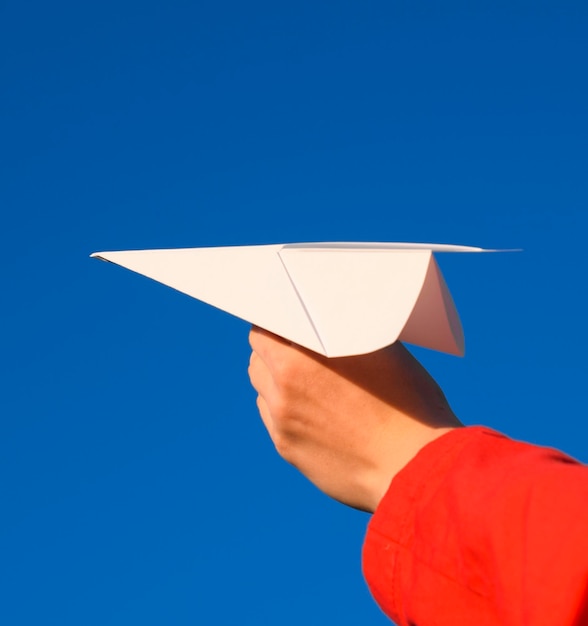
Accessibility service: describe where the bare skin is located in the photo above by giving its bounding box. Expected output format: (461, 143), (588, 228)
(248, 326), (462, 513)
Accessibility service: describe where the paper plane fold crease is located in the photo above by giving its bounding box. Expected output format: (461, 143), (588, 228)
(91, 242), (488, 357)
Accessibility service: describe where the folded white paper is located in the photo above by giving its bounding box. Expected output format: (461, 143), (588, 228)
(91, 242), (488, 357)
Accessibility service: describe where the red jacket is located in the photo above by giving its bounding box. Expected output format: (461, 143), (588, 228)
(363, 427), (588, 626)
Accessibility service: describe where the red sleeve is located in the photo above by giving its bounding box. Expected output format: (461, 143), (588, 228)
(362, 427), (588, 626)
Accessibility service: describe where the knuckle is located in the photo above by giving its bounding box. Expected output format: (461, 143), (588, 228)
(247, 356), (256, 380)
(249, 326), (268, 352)
(248, 350), (260, 372)
(267, 395), (290, 423)
(248, 326), (260, 349)
(272, 356), (298, 389)
(272, 430), (295, 462)
(248, 352), (264, 391)
(248, 365), (257, 389)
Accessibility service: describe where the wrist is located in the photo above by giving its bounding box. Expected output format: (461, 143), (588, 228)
(366, 423), (462, 513)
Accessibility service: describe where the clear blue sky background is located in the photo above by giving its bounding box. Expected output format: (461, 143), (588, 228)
(1, 1), (587, 624)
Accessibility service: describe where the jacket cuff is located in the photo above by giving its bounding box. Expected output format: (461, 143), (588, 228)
(362, 426), (493, 621)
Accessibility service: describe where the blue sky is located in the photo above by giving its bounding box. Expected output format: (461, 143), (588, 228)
(1, 1), (587, 624)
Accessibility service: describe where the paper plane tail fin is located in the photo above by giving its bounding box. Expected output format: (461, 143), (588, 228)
(398, 256), (465, 356)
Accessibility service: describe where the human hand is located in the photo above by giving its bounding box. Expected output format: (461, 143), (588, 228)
(248, 327), (461, 512)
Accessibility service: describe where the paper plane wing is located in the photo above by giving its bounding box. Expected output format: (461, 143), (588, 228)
(91, 242), (483, 357)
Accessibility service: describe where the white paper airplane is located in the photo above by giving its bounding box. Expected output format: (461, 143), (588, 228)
(91, 242), (490, 357)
